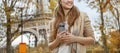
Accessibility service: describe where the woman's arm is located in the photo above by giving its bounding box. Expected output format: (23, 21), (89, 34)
(48, 37), (61, 50)
(48, 20), (59, 50)
(80, 13), (95, 45)
(48, 31), (66, 50)
(73, 36), (94, 45)
(62, 32), (94, 45)
(74, 13), (95, 45)
(62, 13), (95, 45)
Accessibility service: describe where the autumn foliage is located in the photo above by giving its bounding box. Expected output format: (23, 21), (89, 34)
(110, 30), (120, 48)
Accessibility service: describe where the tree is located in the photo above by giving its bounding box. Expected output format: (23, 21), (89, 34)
(110, 29), (120, 52)
(82, 0), (120, 53)
(0, 0), (45, 53)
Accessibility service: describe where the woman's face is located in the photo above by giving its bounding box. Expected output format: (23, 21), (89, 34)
(60, 0), (74, 10)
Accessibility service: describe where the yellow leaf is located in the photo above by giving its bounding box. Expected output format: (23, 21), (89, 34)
(49, 0), (57, 11)
(39, 47), (43, 52)
(109, 30), (120, 48)
(109, 4), (113, 10)
(102, 8), (107, 12)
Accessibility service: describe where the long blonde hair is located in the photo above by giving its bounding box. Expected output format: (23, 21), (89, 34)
(50, 0), (80, 41)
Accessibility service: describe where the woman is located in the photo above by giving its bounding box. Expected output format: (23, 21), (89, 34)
(48, 0), (95, 53)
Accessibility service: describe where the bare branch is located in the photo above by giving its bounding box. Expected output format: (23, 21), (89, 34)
(10, 0), (14, 8)
(114, 8), (120, 30)
(2, 0), (6, 6)
(11, 0), (17, 8)
(5, 0), (7, 4)
(103, 0), (110, 8)
(11, 23), (21, 36)
(11, 35), (19, 42)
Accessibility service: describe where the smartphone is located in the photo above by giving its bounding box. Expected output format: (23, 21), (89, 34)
(58, 22), (65, 33)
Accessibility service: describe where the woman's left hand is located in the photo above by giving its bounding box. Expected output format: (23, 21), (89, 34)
(62, 32), (76, 44)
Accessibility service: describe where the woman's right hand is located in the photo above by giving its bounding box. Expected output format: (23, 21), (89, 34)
(55, 31), (66, 43)
(48, 31), (66, 50)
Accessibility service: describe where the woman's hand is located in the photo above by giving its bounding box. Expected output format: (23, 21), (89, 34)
(55, 31), (66, 43)
(48, 31), (66, 50)
(62, 32), (76, 44)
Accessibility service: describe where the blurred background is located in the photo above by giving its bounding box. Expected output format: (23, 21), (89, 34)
(0, 0), (120, 53)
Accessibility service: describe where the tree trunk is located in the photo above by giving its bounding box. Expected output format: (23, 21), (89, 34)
(99, 0), (109, 53)
(6, 16), (12, 53)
